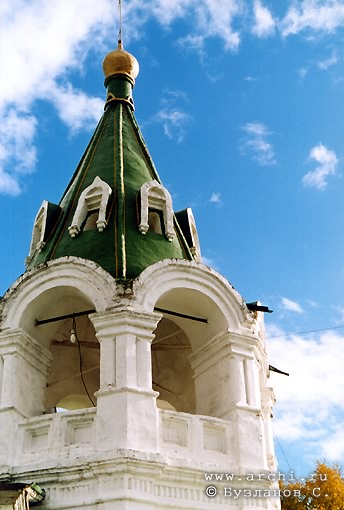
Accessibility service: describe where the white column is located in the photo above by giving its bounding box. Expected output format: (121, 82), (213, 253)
(0, 353), (16, 408)
(91, 308), (161, 393)
(98, 335), (116, 391)
(136, 337), (153, 390)
(243, 357), (260, 408)
(0, 329), (52, 415)
(228, 355), (247, 406)
(0, 329), (52, 467)
(90, 307), (161, 452)
(262, 387), (277, 471)
(116, 333), (137, 388)
(190, 331), (261, 417)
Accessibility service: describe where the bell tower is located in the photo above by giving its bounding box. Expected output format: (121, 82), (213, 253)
(0, 40), (280, 510)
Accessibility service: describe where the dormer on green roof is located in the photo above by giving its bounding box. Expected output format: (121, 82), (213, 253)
(26, 42), (196, 280)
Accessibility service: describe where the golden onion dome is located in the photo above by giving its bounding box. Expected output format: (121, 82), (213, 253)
(102, 41), (139, 82)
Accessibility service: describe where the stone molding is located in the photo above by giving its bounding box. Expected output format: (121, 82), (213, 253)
(138, 180), (175, 241)
(1, 257), (116, 329)
(68, 176), (112, 237)
(133, 259), (256, 332)
(0, 329), (52, 376)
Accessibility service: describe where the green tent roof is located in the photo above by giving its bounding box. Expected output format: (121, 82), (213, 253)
(27, 48), (193, 280)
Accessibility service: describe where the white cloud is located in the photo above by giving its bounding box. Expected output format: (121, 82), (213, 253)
(0, 170), (21, 197)
(155, 110), (191, 143)
(209, 192), (222, 204)
(6, 1), (344, 195)
(298, 67), (308, 79)
(281, 297), (304, 314)
(240, 122), (276, 166)
(48, 83), (104, 132)
(2, 0), (250, 194)
(281, 0), (344, 37)
(268, 325), (344, 463)
(322, 426), (344, 459)
(0, 0), (111, 108)
(150, 89), (192, 143)
(334, 306), (344, 324)
(0, 0), (113, 195)
(252, 0), (276, 37)
(0, 109), (37, 195)
(317, 51), (338, 70)
(201, 255), (219, 270)
(303, 143), (338, 190)
(176, 0), (243, 52)
(124, 0), (244, 52)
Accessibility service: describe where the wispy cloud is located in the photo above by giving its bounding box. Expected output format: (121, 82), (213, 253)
(155, 110), (191, 143)
(268, 324), (344, 466)
(151, 90), (191, 143)
(0, 110), (37, 196)
(298, 67), (308, 79)
(281, 1), (344, 37)
(317, 51), (339, 70)
(176, 1), (243, 53)
(281, 296), (304, 314)
(201, 255), (219, 271)
(209, 192), (222, 205)
(334, 306), (344, 324)
(252, 0), (276, 37)
(240, 122), (276, 166)
(303, 143), (338, 190)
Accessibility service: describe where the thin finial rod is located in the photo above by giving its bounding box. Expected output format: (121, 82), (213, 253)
(118, 0), (122, 44)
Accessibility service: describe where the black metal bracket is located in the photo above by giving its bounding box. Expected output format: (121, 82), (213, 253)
(247, 302), (273, 313)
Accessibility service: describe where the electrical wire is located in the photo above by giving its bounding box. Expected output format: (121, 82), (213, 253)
(73, 318), (96, 407)
(274, 434), (293, 473)
(268, 323), (344, 340)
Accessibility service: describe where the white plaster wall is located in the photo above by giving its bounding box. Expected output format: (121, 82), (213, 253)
(0, 258), (280, 510)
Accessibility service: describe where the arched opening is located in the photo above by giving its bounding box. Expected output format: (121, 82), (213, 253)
(151, 286), (227, 418)
(45, 313), (99, 412)
(148, 210), (162, 234)
(19, 286), (100, 415)
(83, 210), (99, 231)
(152, 318), (195, 413)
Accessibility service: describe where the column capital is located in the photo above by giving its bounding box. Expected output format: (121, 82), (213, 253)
(0, 328), (52, 376)
(190, 330), (260, 378)
(90, 307), (162, 341)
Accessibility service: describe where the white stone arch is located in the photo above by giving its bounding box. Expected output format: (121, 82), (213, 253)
(133, 259), (254, 337)
(2, 257), (116, 331)
(68, 176), (112, 237)
(132, 259), (260, 418)
(138, 180), (175, 241)
(0, 258), (117, 416)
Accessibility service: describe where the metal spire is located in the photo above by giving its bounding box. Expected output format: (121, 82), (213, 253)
(118, 0), (122, 44)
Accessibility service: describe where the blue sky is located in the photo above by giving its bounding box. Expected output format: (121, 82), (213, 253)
(2, 0), (344, 478)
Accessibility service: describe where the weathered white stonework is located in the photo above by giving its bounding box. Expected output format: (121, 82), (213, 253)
(0, 257), (280, 510)
(138, 180), (175, 240)
(28, 201), (49, 258)
(68, 176), (112, 237)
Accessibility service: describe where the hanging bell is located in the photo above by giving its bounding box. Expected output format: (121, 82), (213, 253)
(70, 328), (77, 343)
